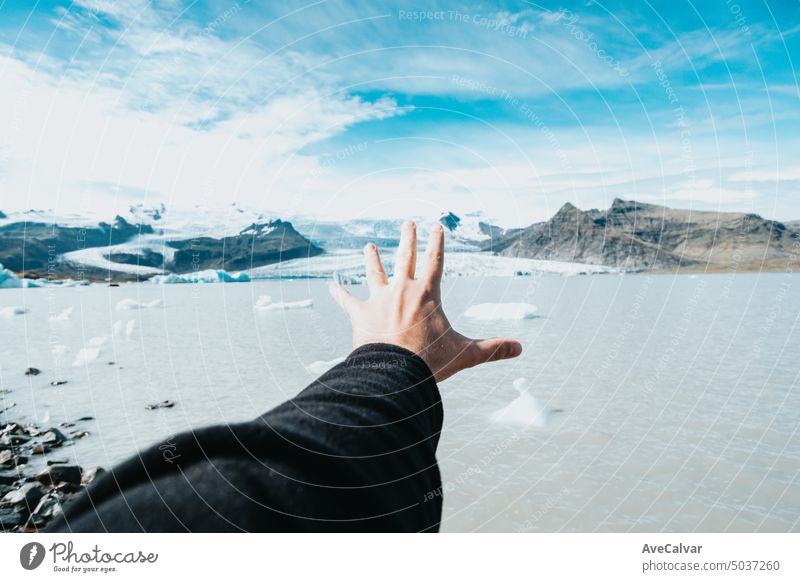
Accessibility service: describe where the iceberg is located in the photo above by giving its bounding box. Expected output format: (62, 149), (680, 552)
(0, 264), (24, 288)
(490, 378), (553, 427)
(116, 298), (163, 311)
(254, 295), (314, 311)
(152, 270), (250, 284)
(464, 302), (538, 321)
(72, 336), (108, 367)
(305, 357), (346, 375)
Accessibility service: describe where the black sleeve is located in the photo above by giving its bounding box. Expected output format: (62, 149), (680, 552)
(45, 343), (444, 532)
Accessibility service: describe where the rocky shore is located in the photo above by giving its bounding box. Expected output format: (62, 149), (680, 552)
(0, 418), (104, 532)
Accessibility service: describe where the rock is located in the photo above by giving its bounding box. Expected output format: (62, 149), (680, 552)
(76, 416), (94, 422)
(27, 493), (63, 528)
(30, 443), (49, 455)
(0, 388), (12, 395)
(0, 506), (24, 529)
(0, 433), (30, 446)
(1, 422), (24, 435)
(145, 400), (176, 410)
(49, 380), (68, 386)
(55, 481), (79, 494)
(0, 450), (13, 467)
(1, 482), (45, 509)
(59, 422), (75, 429)
(81, 466), (106, 485)
(24, 368), (42, 376)
(25, 425), (40, 436)
(0, 484), (12, 497)
(41, 428), (68, 446)
(0, 472), (19, 485)
(36, 464), (83, 486)
(11, 455), (27, 467)
(46, 460), (68, 466)
(70, 430), (90, 439)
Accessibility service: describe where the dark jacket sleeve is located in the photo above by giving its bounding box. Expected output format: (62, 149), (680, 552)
(45, 343), (444, 532)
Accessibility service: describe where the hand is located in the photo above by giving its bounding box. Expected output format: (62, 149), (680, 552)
(329, 220), (522, 382)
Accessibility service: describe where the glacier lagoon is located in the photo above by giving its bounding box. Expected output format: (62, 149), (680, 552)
(0, 272), (797, 532)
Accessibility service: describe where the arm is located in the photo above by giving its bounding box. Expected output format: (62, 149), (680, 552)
(46, 222), (521, 532)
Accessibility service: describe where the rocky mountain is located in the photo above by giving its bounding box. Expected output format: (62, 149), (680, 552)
(164, 220), (322, 273)
(0, 216), (152, 277)
(0, 209), (322, 282)
(486, 199), (799, 272)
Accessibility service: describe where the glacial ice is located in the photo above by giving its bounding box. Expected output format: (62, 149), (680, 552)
(254, 295), (314, 311)
(116, 298), (163, 311)
(490, 378), (553, 427)
(305, 357), (346, 375)
(464, 302), (538, 321)
(152, 270), (250, 284)
(0, 264), (24, 288)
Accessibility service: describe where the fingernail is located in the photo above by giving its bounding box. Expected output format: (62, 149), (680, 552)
(364, 243), (375, 252)
(433, 223), (443, 233)
(509, 342), (522, 357)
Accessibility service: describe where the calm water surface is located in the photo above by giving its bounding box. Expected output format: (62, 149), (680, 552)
(1, 272), (797, 531)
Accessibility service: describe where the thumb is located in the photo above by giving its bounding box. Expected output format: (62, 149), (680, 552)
(470, 338), (523, 364)
(328, 283), (360, 316)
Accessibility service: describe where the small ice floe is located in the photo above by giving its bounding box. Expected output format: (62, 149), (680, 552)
(49, 307), (73, 322)
(115, 298), (163, 311)
(152, 270), (250, 284)
(254, 295), (313, 312)
(0, 306), (28, 318)
(72, 336), (108, 367)
(490, 378), (557, 428)
(464, 302), (538, 321)
(305, 357), (346, 375)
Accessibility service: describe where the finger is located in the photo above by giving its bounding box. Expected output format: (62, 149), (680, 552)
(469, 338), (523, 365)
(422, 223), (445, 288)
(363, 243), (388, 292)
(393, 220), (417, 281)
(328, 283), (360, 316)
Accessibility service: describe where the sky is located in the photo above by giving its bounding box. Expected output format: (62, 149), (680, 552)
(0, 0), (798, 226)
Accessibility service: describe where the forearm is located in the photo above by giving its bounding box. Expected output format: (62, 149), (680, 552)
(47, 343), (444, 532)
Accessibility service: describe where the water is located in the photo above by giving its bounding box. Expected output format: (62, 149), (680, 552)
(1, 273), (798, 532)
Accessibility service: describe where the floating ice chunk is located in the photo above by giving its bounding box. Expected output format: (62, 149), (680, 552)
(49, 307), (73, 322)
(116, 298), (163, 311)
(72, 336), (108, 366)
(305, 357), (346, 375)
(254, 295), (313, 311)
(490, 378), (553, 427)
(0, 264), (24, 288)
(0, 306), (28, 318)
(152, 270), (250, 284)
(464, 302), (538, 321)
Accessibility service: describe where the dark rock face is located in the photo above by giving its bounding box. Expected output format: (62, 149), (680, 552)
(167, 220), (323, 273)
(487, 198), (800, 271)
(105, 249), (165, 268)
(0, 216), (153, 274)
(439, 212), (461, 231)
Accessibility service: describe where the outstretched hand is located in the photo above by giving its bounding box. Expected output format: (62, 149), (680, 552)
(329, 220), (522, 382)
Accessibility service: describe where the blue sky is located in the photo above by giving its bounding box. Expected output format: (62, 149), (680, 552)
(1, 0), (798, 225)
